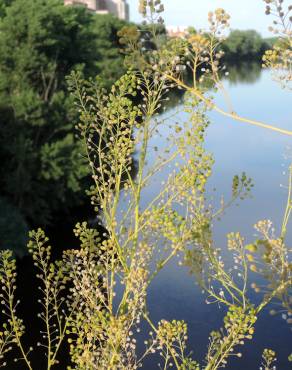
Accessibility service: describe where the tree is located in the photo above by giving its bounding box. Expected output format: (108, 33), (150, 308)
(221, 29), (268, 61)
(0, 0), (127, 228)
(0, 0), (12, 18)
(0, 1), (290, 369)
(92, 14), (129, 88)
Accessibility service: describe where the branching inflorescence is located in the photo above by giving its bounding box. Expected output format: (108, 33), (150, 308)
(0, 0), (291, 369)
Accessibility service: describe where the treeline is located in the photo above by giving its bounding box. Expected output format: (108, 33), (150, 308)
(221, 29), (276, 62)
(0, 0), (276, 253)
(187, 27), (276, 62)
(0, 0), (128, 252)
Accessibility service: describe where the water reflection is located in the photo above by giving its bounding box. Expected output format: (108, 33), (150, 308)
(162, 62), (262, 115)
(226, 62), (262, 85)
(0, 63), (262, 256)
(0, 64), (291, 369)
(133, 66), (292, 369)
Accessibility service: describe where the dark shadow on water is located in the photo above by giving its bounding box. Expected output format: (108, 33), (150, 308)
(225, 62), (262, 86)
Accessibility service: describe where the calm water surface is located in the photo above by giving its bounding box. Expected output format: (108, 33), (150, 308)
(126, 67), (292, 369)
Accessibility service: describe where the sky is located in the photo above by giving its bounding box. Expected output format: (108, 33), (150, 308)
(127, 0), (273, 37)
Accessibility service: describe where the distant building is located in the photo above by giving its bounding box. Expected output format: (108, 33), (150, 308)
(64, 0), (129, 21)
(166, 26), (189, 39)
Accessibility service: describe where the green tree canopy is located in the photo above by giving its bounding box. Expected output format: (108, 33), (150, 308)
(0, 0), (127, 227)
(0, 0), (12, 18)
(92, 14), (129, 87)
(221, 29), (269, 61)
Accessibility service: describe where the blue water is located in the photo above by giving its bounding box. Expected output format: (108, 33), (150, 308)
(130, 68), (292, 369)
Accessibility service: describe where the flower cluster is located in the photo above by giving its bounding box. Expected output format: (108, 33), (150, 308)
(262, 0), (292, 89)
(260, 348), (277, 370)
(138, 0), (164, 24)
(0, 1), (290, 369)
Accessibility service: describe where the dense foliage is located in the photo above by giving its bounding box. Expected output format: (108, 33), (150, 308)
(0, 0), (128, 232)
(221, 29), (272, 62)
(188, 27), (274, 63)
(0, 0), (281, 248)
(0, 0), (290, 368)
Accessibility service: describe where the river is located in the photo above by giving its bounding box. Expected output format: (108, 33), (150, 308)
(126, 64), (292, 369)
(2, 63), (292, 369)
